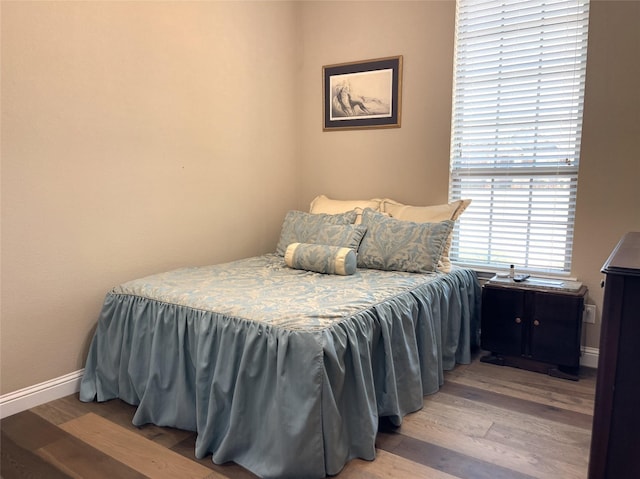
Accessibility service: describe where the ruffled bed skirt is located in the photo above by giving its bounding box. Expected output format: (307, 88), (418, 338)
(80, 267), (480, 478)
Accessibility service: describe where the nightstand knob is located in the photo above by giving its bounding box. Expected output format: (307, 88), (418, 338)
(515, 317), (522, 324)
(534, 320), (540, 326)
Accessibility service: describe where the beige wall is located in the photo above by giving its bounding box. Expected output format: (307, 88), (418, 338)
(297, 1), (456, 207)
(2, 0), (639, 396)
(1, 1), (298, 394)
(572, 0), (640, 348)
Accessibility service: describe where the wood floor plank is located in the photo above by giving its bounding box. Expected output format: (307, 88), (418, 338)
(35, 395), (195, 450)
(32, 394), (104, 425)
(170, 433), (260, 479)
(438, 381), (593, 429)
(445, 373), (595, 416)
(59, 413), (223, 479)
(426, 389), (592, 443)
(1, 410), (69, 451)
(485, 422), (590, 469)
(376, 429), (536, 479)
(445, 362), (596, 415)
(398, 404), (588, 479)
(446, 360), (597, 393)
(1, 430), (71, 479)
(447, 361), (598, 399)
(36, 434), (146, 479)
(338, 449), (461, 479)
(409, 395), (494, 437)
(87, 399), (195, 448)
(425, 391), (591, 468)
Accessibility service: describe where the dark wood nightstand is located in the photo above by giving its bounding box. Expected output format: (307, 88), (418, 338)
(480, 275), (587, 380)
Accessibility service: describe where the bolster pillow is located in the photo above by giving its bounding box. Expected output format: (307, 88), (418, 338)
(284, 243), (357, 276)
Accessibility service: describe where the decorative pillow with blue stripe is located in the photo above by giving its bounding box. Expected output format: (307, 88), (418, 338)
(285, 243), (357, 276)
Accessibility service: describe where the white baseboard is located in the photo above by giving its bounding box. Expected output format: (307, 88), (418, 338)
(581, 346), (599, 369)
(0, 369), (84, 419)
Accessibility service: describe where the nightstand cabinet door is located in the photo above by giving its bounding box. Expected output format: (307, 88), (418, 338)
(481, 287), (526, 357)
(529, 292), (583, 367)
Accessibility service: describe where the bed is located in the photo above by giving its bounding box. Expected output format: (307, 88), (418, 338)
(79, 197), (481, 479)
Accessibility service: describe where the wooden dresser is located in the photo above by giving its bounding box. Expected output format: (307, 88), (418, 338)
(588, 232), (640, 478)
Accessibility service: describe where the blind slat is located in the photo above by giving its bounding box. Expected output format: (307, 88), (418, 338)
(449, 0), (589, 274)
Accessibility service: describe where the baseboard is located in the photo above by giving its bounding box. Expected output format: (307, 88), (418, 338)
(0, 369), (84, 419)
(581, 346), (599, 369)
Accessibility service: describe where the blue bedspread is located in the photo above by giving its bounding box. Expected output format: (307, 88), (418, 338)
(80, 254), (480, 478)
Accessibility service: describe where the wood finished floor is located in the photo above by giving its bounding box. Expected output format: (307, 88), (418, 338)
(1, 355), (596, 479)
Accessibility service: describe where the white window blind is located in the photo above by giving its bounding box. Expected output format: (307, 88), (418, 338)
(449, 0), (590, 274)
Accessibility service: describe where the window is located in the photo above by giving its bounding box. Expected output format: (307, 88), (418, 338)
(449, 0), (590, 274)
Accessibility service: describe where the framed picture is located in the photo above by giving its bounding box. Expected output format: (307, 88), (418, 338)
(323, 55), (402, 131)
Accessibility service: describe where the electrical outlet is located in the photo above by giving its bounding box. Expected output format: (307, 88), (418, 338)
(583, 304), (596, 324)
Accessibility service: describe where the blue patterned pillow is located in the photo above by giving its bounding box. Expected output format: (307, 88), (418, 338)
(313, 224), (367, 250)
(357, 209), (453, 273)
(285, 243), (357, 275)
(275, 210), (359, 256)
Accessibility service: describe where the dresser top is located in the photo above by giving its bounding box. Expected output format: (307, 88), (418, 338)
(602, 232), (640, 276)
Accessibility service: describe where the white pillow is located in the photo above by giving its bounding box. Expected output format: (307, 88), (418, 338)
(381, 198), (471, 222)
(309, 195), (383, 224)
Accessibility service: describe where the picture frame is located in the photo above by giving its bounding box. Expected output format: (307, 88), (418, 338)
(323, 55), (402, 131)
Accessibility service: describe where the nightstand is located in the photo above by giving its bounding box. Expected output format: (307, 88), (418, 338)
(480, 276), (587, 380)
